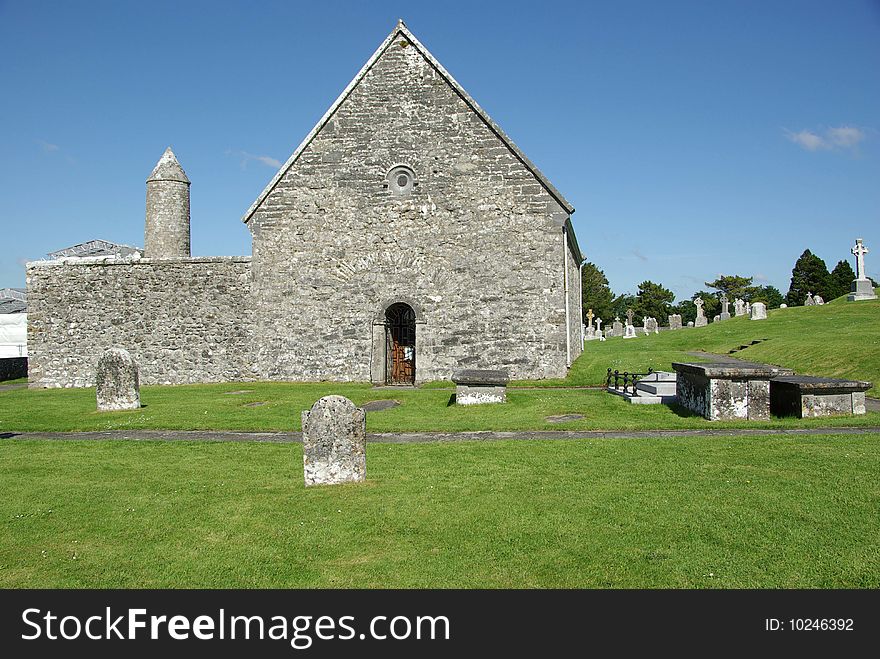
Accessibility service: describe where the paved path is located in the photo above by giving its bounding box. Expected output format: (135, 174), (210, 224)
(3, 427), (880, 444)
(0, 382), (27, 392)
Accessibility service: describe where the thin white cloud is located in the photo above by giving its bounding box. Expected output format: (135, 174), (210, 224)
(753, 273), (768, 282)
(827, 126), (864, 148)
(37, 140), (60, 152)
(232, 150), (282, 169)
(785, 125), (866, 152)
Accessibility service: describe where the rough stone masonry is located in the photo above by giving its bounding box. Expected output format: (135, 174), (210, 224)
(26, 21), (583, 388)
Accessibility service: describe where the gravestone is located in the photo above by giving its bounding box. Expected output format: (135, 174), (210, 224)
(779, 303), (787, 309)
(626, 309), (635, 326)
(623, 323), (637, 339)
(713, 315), (720, 323)
(668, 314), (682, 330)
(694, 298), (707, 327)
(301, 395), (366, 486)
(719, 294), (730, 321)
(734, 298), (745, 317)
(687, 321), (694, 327)
(611, 317), (624, 337)
(848, 238), (877, 301)
(745, 302), (751, 315)
(805, 292), (815, 306)
(644, 317), (659, 334)
(814, 295), (824, 305)
(584, 309), (599, 341)
(96, 348), (141, 411)
(750, 302), (767, 320)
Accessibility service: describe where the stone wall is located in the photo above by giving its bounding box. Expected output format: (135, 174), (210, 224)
(247, 36), (579, 382)
(26, 257), (253, 388)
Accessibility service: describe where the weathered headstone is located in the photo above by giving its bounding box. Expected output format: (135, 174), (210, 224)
(611, 316), (623, 337)
(301, 395), (366, 486)
(626, 309), (635, 326)
(848, 238), (877, 301)
(687, 321), (694, 327)
(96, 348), (141, 411)
(623, 322), (637, 339)
(644, 317), (658, 334)
(805, 292), (815, 306)
(713, 314), (720, 323)
(668, 314), (682, 330)
(584, 309), (599, 341)
(694, 298), (707, 327)
(779, 303), (787, 309)
(750, 301), (767, 320)
(734, 298), (745, 317)
(745, 302), (751, 315)
(719, 294), (730, 321)
(814, 295), (824, 305)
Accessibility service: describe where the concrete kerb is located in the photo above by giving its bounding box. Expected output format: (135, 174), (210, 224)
(3, 427), (880, 444)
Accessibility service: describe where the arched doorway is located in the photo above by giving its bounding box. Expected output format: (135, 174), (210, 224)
(385, 302), (415, 384)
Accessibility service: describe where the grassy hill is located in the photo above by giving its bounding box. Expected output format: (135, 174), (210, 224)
(528, 291), (880, 395)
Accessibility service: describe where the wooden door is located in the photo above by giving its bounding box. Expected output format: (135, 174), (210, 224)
(386, 303), (415, 384)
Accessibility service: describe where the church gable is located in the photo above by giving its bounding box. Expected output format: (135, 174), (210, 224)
(243, 20), (574, 227)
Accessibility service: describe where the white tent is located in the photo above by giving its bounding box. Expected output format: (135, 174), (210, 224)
(0, 313), (27, 358)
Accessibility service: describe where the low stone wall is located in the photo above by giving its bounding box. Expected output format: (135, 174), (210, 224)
(26, 256), (254, 388)
(0, 357), (27, 382)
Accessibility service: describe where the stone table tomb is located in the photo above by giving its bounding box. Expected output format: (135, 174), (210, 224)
(452, 369), (509, 405)
(770, 376), (872, 418)
(672, 361), (793, 421)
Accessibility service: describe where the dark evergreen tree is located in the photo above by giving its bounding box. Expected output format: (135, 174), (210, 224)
(634, 280), (675, 324)
(704, 275), (759, 301)
(828, 260), (856, 300)
(751, 285), (785, 309)
(611, 293), (637, 323)
(786, 249), (831, 306)
(580, 262), (614, 324)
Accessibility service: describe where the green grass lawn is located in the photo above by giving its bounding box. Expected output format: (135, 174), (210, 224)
(2, 435), (877, 588)
(2, 382), (878, 433)
(523, 291), (880, 393)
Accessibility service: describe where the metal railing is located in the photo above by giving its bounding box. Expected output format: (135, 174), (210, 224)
(606, 367), (654, 394)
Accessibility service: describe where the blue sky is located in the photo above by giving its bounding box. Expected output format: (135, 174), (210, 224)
(2, 0), (878, 299)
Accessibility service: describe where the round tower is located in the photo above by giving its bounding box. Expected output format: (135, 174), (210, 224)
(145, 147), (191, 258)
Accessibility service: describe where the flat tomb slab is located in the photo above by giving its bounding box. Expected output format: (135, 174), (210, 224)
(770, 376), (872, 418)
(452, 369), (509, 405)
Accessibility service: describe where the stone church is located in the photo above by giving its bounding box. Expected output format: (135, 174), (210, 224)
(27, 21), (583, 388)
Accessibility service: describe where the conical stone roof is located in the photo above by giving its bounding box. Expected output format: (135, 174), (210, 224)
(147, 147), (190, 184)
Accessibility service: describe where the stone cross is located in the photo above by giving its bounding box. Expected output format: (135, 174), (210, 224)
(852, 238), (869, 280)
(586, 308), (594, 328)
(694, 297), (707, 327)
(595, 318), (603, 332)
(694, 297), (703, 312)
(626, 309), (634, 325)
(805, 292), (815, 306)
(719, 293), (730, 320)
(301, 395), (366, 486)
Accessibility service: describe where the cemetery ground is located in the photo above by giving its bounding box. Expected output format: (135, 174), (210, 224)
(1, 292), (878, 587)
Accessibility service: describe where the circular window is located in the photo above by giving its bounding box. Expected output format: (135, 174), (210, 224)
(387, 165), (416, 196)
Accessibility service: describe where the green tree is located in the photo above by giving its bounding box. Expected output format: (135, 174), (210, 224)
(634, 280), (675, 324)
(751, 285), (784, 309)
(580, 262), (614, 324)
(704, 275), (759, 301)
(611, 293), (637, 323)
(669, 299), (696, 325)
(786, 249), (831, 306)
(828, 260), (855, 300)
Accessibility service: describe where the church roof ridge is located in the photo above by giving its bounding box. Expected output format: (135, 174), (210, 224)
(241, 21), (574, 224)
